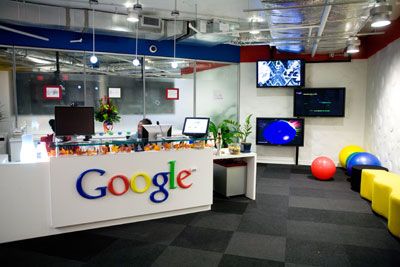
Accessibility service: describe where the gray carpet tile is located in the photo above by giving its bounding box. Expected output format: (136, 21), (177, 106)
(286, 238), (350, 267)
(289, 195), (372, 213)
(288, 207), (386, 228)
(171, 226), (233, 253)
(85, 239), (166, 267)
(189, 211), (242, 231)
(225, 232), (286, 262)
(151, 246), (222, 267)
(219, 254), (284, 267)
(92, 221), (186, 245)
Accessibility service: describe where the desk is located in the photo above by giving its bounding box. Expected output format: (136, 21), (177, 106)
(0, 149), (213, 243)
(213, 149), (257, 200)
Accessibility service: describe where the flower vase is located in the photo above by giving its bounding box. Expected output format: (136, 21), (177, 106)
(103, 121), (114, 134)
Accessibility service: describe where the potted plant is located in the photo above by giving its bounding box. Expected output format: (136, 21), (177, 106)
(208, 120), (236, 148)
(95, 96), (121, 133)
(225, 114), (253, 153)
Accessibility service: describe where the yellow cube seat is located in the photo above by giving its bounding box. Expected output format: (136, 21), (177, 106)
(360, 169), (388, 201)
(371, 173), (400, 218)
(388, 192), (400, 238)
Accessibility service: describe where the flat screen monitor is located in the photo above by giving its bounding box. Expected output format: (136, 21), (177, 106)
(54, 106), (94, 136)
(256, 117), (304, 146)
(182, 117), (210, 137)
(257, 60), (305, 88)
(142, 125), (172, 141)
(294, 88), (346, 117)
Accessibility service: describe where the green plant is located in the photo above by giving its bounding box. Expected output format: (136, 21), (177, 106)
(224, 114), (253, 143)
(208, 120), (236, 148)
(95, 97), (121, 123)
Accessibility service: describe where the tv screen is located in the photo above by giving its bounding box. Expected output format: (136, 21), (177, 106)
(54, 106), (95, 136)
(294, 88), (345, 117)
(257, 60), (305, 88)
(256, 118), (304, 146)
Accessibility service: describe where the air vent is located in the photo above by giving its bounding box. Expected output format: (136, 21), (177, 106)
(140, 16), (161, 29)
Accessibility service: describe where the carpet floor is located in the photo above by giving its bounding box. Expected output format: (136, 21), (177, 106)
(1, 163), (399, 266)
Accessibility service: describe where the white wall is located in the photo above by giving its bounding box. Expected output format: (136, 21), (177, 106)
(240, 60), (368, 165)
(364, 38), (400, 173)
(196, 65), (239, 124)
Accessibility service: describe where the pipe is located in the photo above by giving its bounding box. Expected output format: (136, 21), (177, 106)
(311, 3), (332, 57)
(244, 0), (369, 12)
(0, 25), (49, 41)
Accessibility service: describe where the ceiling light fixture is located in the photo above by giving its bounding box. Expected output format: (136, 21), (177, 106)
(249, 19), (260, 35)
(127, 0), (142, 23)
(90, 5), (98, 64)
(346, 37), (361, 54)
(132, 4), (141, 67)
(26, 56), (51, 64)
(370, 0), (392, 28)
(171, 0), (179, 69)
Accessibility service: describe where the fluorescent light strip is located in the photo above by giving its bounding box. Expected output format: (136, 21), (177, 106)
(0, 25), (49, 41)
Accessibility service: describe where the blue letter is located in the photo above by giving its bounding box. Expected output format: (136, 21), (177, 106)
(76, 169), (107, 199)
(150, 172), (169, 203)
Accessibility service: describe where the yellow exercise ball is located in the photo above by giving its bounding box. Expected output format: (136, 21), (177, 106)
(339, 145), (365, 167)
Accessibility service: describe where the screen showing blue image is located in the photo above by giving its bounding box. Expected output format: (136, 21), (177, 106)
(256, 118), (304, 146)
(257, 60), (305, 88)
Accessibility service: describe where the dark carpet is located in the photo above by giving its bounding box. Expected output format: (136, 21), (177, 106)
(1, 164), (400, 266)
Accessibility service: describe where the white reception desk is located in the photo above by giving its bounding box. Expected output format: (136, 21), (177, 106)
(0, 149), (214, 243)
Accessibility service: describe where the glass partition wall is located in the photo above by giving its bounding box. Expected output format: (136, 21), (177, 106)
(1, 46), (238, 136)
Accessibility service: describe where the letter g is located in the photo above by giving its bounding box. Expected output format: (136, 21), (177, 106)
(76, 169), (107, 199)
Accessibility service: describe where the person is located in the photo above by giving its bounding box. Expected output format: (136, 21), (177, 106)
(130, 118), (152, 140)
(40, 119), (56, 152)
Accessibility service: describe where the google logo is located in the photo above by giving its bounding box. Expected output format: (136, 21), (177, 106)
(76, 160), (192, 203)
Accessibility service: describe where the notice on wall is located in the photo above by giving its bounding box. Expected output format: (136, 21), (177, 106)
(166, 88), (179, 100)
(109, 87), (121, 98)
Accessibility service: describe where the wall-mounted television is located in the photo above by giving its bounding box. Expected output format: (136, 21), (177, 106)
(294, 88), (345, 117)
(55, 106), (94, 136)
(256, 117), (304, 146)
(257, 60), (305, 88)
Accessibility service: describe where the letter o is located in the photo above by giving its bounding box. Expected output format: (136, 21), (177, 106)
(130, 172), (151, 193)
(108, 175), (130, 196)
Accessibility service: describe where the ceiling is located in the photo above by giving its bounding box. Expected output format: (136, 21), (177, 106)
(0, 0), (399, 55)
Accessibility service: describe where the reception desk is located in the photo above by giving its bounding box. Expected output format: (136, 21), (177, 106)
(0, 149), (213, 243)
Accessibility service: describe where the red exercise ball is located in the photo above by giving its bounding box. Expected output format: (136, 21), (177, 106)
(311, 156), (336, 180)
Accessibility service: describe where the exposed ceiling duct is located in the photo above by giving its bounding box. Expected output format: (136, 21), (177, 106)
(0, 0), (399, 55)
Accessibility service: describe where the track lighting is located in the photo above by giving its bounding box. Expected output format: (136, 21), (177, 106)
(370, 0), (392, 28)
(346, 37), (361, 54)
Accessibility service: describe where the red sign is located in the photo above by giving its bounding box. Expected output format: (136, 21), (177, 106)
(166, 88), (179, 100)
(43, 85), (62, 100)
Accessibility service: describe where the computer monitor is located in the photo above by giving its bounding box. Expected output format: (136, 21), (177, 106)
(142, 124), (172, 141)
(182, 117), (210, 138)
(54, 106), (95, 136)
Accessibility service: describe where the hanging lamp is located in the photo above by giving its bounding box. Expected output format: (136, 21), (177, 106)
(90, 5), (98, 64)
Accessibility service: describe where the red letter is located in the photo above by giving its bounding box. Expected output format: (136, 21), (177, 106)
(177, 170), (192, 189)
(108, 175), (129, 196)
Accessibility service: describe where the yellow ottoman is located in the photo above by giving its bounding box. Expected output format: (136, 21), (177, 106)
(371, 173), (400, 218)
(360, 170), (388, 201)
(388, 192), (400, 238)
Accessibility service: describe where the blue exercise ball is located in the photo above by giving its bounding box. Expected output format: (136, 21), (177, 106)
(263, 120), (296, 145)
(345, 152), (360, 168)
(346, 152), (381, 175)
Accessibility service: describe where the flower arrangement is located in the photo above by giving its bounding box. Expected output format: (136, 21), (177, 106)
(95, 97), (121, 133)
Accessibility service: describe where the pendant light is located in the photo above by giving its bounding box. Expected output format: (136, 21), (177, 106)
(370, 0), (392, 28)
(127, 0), (142, 23)
(90, 5), (98, 64)
(171, 0), (179, 69)
(132, 12), (140, 66)
(346, 37), (360, 54)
